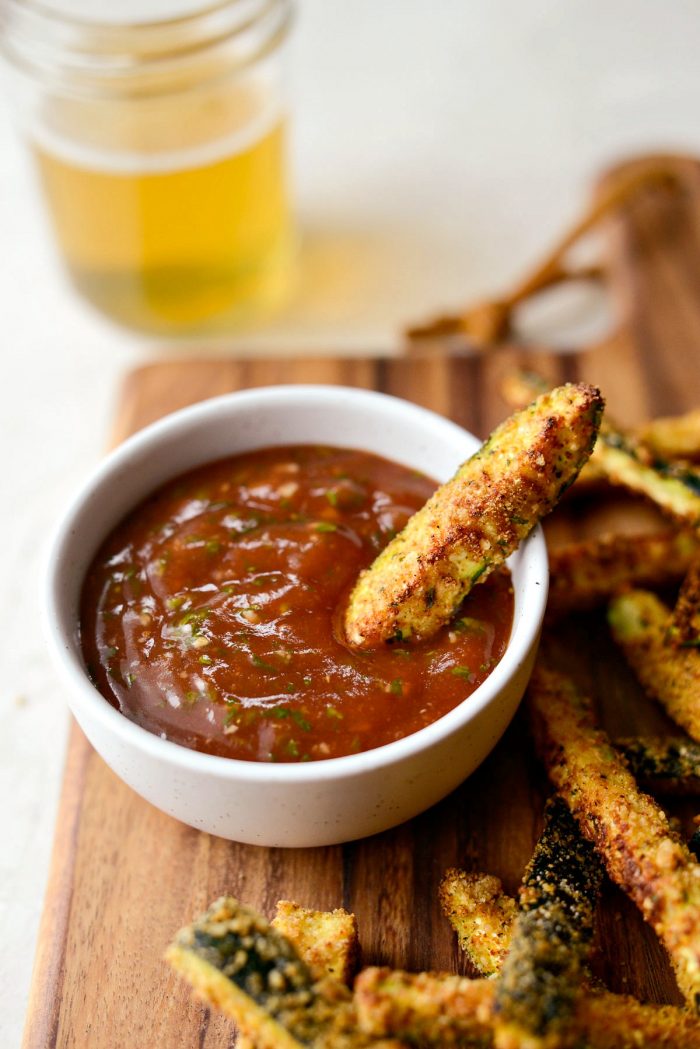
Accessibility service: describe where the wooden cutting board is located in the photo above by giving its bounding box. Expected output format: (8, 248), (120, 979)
(23, 162), (700, 1048)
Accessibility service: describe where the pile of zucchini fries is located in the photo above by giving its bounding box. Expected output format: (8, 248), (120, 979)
(167, 376), (700, 1047)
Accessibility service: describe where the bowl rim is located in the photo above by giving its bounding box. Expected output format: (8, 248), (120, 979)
(44, 383), (549, 784)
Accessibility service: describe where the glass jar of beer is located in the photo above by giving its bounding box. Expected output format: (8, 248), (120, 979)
(2, 0), (295, 332)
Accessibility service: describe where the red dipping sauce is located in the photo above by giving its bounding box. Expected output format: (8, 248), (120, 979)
(80, 446), (514, 762)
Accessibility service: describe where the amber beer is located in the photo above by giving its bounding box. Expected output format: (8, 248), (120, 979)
(3, 0), (294, 332)
(35, 117), (292, 330)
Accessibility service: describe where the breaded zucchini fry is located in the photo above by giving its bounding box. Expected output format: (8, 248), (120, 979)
(502, 369), (700, 466)
(547, 530), (699, 620)
(493, 796), (603, 1049)
(640, 408), (700, 462)
(166, 897), (382, 1049)
(498, 369), (606, 490)
(344, 384), (603, 648)
(576, 994), (700, 1049)
(441, 801), (602, 996)
(527, 663), (700, 1010)
(608, 589), (700, 742)
(355, 968), (494, 1047)
(594, 431), (700, 529)
(670, 555), (700, 646)
(616, 736), (700, 795)
(354, 968), (700, 1048)
(501, 369), (700, 509)
(273, 901), (359, 986)
(439, 870), (516, 977)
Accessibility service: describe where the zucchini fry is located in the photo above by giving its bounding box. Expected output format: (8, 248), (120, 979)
(608, 589), (700, 742)
(547, 529), (700, 620)
(344, 383), (603, 648)
(498, 369), (606, 490)
(594, 431), (700, 529)
(527, 663), (700, 1010)
(670, 555), (700, 646)
(441, 800), (603, 997)
(502, 370), (700, 468)
(166, 897), (384, 1049)
(615, 736), (700, 795)
(355, 968), (494, 1048)
(501, 368), (700, 517)
(439, 870), (516, 977)
(493, 796), (603, 1049)
(354, 969), (700, 1048)
(640, 408), (700, 462)
(273, 901), (359, 986)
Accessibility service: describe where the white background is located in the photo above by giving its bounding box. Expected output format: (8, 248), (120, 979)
(2, 1), (700, 1043)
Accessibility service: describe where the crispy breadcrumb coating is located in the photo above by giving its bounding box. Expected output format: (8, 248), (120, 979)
(609, 589), (700, 743)
(273, 901), (359, 986)
(355, 968), (700, 1048)
(547, 530), (699, 620)
(345, 383), (603, 648)
(439, 870), (516, 977)
(527, 663), (700, 1011)
(493, 796), (603, 1048)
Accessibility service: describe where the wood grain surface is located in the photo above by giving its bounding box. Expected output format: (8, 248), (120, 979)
(23, 163), (700, 1048)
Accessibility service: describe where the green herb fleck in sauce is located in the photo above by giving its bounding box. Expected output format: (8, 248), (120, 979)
(451, 665), (473, 680)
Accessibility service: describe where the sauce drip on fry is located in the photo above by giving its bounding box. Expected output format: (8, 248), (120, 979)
(80, 446), (514, 762)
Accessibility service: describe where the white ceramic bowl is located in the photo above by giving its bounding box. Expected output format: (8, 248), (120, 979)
(45, 385), (548, 847)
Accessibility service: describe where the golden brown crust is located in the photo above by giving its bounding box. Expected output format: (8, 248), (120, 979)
(344, 383), (603, 648)
(547, 530), (700, 620)
(493, 796), (603, 1049)
(354, 968), (700, 1048)
(593, 432), (700, 528)
(608, 589), (700, 743)
(355, 968), (495, 1046)
(527, 663), (700, 1010)
(670, 555), (700, 646)
(502, 367), (700, 467)
(640, 408), (700, 462)
(273, 901), (360, 986)
(166, 896), (375, 1049)
(501, 369), (700, 512)
(439, 870), (516, 977)
(579, 992), (700, 1049)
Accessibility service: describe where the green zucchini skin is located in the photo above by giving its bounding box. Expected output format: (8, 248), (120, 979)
(595, 430), (700, 528)
(167, 897), (365, 1049)
(188, 921), (314, 1013)
(616, 736), (700, 795)
(493, 796), (603, 1046)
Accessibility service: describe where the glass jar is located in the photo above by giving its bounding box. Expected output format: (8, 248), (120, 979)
(2, 0), (295, 332)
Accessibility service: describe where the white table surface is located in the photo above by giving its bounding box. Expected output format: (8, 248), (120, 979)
(3, 1), (700, 1044)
